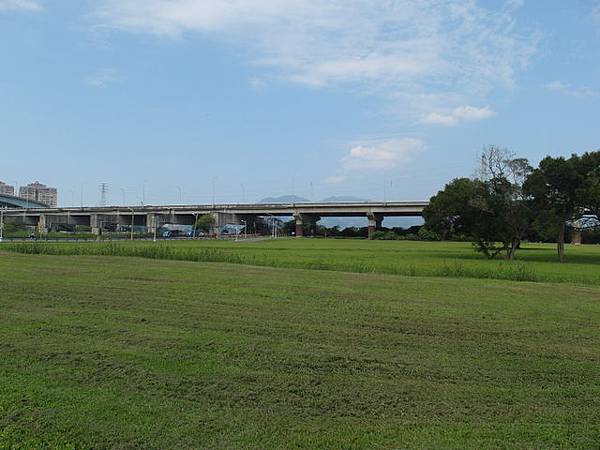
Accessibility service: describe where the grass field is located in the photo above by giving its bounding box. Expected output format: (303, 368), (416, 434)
(1, 240), (600, 448)
(4, 238), (600, 285)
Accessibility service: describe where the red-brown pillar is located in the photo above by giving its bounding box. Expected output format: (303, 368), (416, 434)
(367, 213), (383, 239)
(294, 214), (304, 238)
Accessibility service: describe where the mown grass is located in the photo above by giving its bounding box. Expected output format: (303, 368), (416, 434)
(0, 252), (599, 449)
(3, 238), (600, 285)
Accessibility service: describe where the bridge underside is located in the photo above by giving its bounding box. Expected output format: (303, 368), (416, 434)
(1, 202), (427, 239)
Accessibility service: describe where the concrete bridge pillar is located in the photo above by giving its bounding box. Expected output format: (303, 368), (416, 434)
(90, 214), (100, 236)
(294, 213), (304, 237)
(210, 212), (221, 237)
(147, 213), (157, 234)
(367, 213), (383, 239)
(572, 229), (582, 245)
(37, 214), (47, 234)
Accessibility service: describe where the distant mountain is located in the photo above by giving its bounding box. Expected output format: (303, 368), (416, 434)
(320, 196), (369, 203)
(259, 195), (310, 204)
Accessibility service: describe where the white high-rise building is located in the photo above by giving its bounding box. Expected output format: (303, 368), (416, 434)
(0, 181), (15, 196)
(19, 181), (58, 207)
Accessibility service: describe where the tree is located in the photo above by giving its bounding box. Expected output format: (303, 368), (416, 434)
(424, 146), (533, 260)
(576, 151), (600, 218)
(523, 155), (582, 262)
(424, 177), (512, 258)
(424, 177), (484, 240)
(194, 214), (216, 234)
(477, 146), (533, 259)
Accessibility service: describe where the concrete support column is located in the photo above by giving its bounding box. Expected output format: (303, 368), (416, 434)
(367, 213), (383, 239)
(572, 229), (582, 245)
(90, 214), (100, 236)
(211, 212), (221, 237)
(147, 213), (157, 234)
(37, 214), (47, 234)
(294, 214), (304, 237)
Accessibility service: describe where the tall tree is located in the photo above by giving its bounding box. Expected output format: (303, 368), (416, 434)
(477, 146), (532, 259)
(576, 151), (600, 218)
(424, 177), (515, 259)
(523, 155), (582, 262)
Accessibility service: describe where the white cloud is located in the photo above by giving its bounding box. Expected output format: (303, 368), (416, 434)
(85, 69), (121, 88)
(544, 81), (599, 98)
(248, 76), (267, 90)
(421, 112), (460, 127)
(91, 0), (538, 116)
(593, 2), (600, 24)
(324, 175), (345, 184)
(0, 0), (42, 12)
(341, 138), (425, 171)
(421, 105), (494, 127)
(453, 105), (494, 121)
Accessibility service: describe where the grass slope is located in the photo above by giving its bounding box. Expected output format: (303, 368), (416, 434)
(1, 252), (599, 449)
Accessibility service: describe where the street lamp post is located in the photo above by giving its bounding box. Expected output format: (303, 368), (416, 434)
(192, 213), (198, 239)
(128, 207), (134, 241)
(153, 216), (159, 242)
(0, 209), (4, 242)
(265, 214), (277, 238)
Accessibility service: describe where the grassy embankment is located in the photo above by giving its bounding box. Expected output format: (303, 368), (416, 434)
(1, 251), (599, 448)
(3, 238), (600, 285)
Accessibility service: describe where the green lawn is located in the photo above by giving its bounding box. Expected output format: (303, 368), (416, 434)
(5, 238), (600, 285)
(1, 249), (600, 449)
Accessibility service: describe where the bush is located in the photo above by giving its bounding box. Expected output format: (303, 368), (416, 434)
(417, 226), (441, 241)
(371, 230), (424, 241)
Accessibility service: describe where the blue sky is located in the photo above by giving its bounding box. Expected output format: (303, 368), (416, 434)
(1, 0), (599, 207)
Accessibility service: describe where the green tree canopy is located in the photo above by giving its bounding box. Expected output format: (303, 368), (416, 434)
(194, 214), (216, 233)
(523, 155), (583, 262)
(425, 146), (533, 259)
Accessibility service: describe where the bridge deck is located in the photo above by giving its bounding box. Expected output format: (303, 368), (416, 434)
(2, 201), (428, 217)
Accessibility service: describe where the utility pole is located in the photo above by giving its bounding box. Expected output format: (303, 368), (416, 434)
(0, 208), (4, 242)
(383, 180), (393, 203)
(153, 216), (158, 242)
(212, 178), (216, 208)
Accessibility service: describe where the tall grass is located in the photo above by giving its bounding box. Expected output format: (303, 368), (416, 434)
(0, 241), (544, 284)
(2, 242), (246, 265)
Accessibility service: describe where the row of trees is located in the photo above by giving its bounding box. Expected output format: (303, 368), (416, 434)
(423, 146), (600, 262)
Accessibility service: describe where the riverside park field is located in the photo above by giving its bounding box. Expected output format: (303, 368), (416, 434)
(1, 239), (600, 449)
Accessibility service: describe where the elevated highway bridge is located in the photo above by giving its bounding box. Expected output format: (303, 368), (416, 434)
(0, 193), (48, 209)
(0, 201), (429, 238)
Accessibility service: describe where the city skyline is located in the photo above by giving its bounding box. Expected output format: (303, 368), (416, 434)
(0, 180), (58, 207)
(1, 1), (599, 206)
